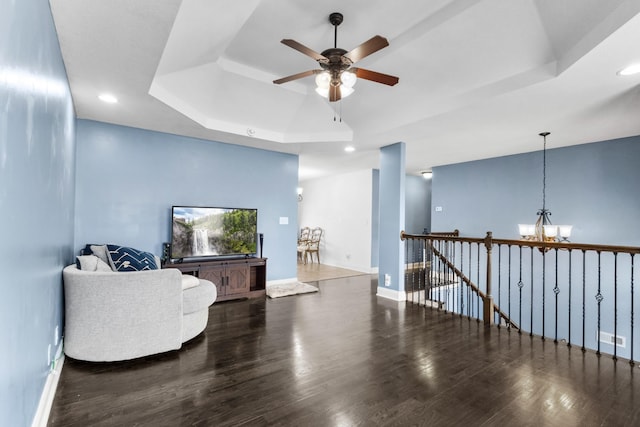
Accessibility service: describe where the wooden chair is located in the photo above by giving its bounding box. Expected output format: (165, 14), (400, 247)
(304, 227), (323, 264)
(297, 227), (311, 263)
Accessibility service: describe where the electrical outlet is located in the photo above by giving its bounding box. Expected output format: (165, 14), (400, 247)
(384, 274), (391, 287)
(54, 325), (59, 346)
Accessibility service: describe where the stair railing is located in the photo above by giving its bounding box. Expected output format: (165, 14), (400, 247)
(401, 230), (640, 363)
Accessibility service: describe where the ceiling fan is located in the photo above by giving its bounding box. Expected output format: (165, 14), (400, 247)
(273, 12), (399, 102)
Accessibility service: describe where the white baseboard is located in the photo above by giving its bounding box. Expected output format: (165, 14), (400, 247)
(376, 286), (407, 302)
(32, 351), (64, 427)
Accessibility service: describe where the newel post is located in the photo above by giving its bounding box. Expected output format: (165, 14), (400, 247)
(483, 231), (495, 327)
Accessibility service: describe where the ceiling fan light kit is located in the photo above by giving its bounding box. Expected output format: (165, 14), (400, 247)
(274, 12), (399, 102)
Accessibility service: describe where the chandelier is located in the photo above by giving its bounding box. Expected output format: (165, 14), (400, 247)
(518, 132), (572, 242)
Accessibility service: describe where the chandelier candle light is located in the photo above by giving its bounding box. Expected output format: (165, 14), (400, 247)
(518, 132), (572, 242)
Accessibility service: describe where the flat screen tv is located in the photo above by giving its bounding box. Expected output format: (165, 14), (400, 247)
(170, 206), (257, 260)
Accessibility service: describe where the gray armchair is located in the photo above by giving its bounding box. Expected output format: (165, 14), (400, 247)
(62, 264), (216, 362)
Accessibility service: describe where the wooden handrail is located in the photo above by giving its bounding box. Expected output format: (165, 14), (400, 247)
(401, 231), (640, 255)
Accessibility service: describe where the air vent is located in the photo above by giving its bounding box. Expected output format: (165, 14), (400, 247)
(597, 331), (626, 348)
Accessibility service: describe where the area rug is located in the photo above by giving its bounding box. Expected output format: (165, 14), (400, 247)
(266, 282), (318, 298)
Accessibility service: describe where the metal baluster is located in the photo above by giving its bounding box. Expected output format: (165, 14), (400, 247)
(417, 239), (422, 305)
(508, 245), (512, 330)
(468, 242), (472, 319)
(471, 243), (474, 319)
(470, 285), (473, 320)
(413, 238), (417, 304)
(554, 248), (560, 343)
(613, 252), (618, 361)
(459, 242), (464, 317)
(452, 241), (457, 315)
(477, 242), (481, 323)
(445, 241), (451, 314)
(468, 243), (472, 319)
(530, 247), (534, 337)
(430, 238), (435, 306)
(409, 238), (415, 304)
(568, 249), (572, 348)
(421, 238), (426, 306)
(497, 244), (502, 329)
(631, 254), (635, 365)
(582, 250), (586, 352)
(518, 245), (523, 335)
(542, 247), (546, 340)
(436, 239), (442, 312)
(404, 238), (409, 303)
(465, 241), (469, 318)
(420, 238), (425, 305)
(432, 238), (436, 307)
(596, 251), (602, 356)
(422, 238), (427, 306)
(424, 238), (433, 307)
(415, 238), (420, 304)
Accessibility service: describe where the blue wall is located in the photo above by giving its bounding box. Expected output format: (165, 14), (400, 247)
(430, 135), (640, 357)
(405, 174), (431, 234)
(431, 135), (640, 246)
(0, 0), (76, 425)
(378, 143), (406, 292)
(75, 120), (299, 280)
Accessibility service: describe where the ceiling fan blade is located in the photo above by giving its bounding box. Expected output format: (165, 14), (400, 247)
(353, 68), (399, 86)
(281, 39), (328, 62)
(273, 69), (318, 85)
(329, 85), (341, 102)
(344, 35), (389, 63)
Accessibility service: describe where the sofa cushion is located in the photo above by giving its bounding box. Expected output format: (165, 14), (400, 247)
(76, 255), (113, 271)
(182, 279), (216, 314)
(95, 258), (113, 271)
(90, 244), (110, 265)
(106, 245), (159, 272)
(76, 255), (98, 271)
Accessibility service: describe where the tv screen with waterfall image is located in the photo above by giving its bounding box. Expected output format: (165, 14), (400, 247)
(170, 206), (257, 260)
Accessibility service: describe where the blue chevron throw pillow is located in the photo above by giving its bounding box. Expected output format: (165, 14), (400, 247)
(106, 245), (158, 272)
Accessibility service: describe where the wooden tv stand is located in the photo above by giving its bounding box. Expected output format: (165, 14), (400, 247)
(163, 257), (266, 302)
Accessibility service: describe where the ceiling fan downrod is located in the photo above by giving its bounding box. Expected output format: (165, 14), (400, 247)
(329, 12), (343, 49)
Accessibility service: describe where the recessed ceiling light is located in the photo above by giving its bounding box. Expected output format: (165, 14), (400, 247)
(344, 146), (355, 153)
(98, 93), (118, 103)
(421, 171), (432, 179)
(617, 63), (640, 76)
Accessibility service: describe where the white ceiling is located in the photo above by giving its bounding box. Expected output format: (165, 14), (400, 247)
(50, 0), (640, 181)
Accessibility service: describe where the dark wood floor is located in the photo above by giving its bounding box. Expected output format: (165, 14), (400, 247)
(49, 275), (640, 426)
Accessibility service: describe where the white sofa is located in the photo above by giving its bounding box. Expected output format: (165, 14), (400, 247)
(62, 264), (216, 362)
